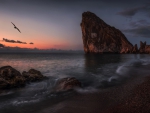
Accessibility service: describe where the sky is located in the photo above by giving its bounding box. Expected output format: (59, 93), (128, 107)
(0, 0), (150, 50)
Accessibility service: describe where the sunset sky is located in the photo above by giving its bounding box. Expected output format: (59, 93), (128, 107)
(0, 0), (150, 50)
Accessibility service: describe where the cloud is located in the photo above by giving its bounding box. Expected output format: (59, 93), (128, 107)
(129, 19), (150, 27)
(117, 7), (142, 17)
(117, 3), (150, 17)
(0, 43), (5, 48)
(29, 42), (34, 44)
(2, 38), (27, 44)
(123, 25), (150, 38)
(123, 19), (150, 38)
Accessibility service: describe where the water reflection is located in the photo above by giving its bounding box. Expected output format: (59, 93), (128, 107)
(84, 54), (121, 69)
(83, 54), (150, 88)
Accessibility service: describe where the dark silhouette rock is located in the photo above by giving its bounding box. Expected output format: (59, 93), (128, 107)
(0, 66), (26, 89)
(22, 69), (45, 82)
(139, 41), (146, 53)
(132, 44), (138, 53)
(80, 11), (133, 53)
(139, 41), (150, 54)
(54, 77), (81, 92)
(145, 45), (150, 54)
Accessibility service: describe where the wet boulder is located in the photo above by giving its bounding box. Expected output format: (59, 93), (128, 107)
(0, 78), (9, 89)
(54, 77), (81, 92)
(0, 66), (26, 89)
(22, 69), (45, 82)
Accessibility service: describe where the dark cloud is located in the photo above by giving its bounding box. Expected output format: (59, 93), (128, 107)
(3, 38), (27, 44)
(0, 43), (5, 48)
(117, 3), (150, 17)
(123, 25), (150, 38)
(29, 42), (34, 44)
(129, 19), (150, 27)
(117, 6), (146, 17)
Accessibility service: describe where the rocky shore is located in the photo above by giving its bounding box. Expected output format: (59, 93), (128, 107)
(0, 66), (81, 92)
(1, 65), (150, 112)
(52, 75), (150, 113)
(0, 66), (46, 89)
(81, 11), (150, 54)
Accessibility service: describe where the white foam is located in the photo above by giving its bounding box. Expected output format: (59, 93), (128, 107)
(12, 99), (39, 106)
(0, 91), (14, 96)
(108, 76), (118, 82)
(75, 87), (98, 94)
(116, 65), (128, 75)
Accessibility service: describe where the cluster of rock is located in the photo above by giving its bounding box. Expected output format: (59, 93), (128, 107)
(0, 66), (46, 89)
(80, 11), (150, 54)
(0, 66), (81, 92)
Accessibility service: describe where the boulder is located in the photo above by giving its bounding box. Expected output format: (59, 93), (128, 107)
(22, 69), (45, 82)
(54, 77), (81, 92)
(80, 11), (133, 53)
(0, 66), (26, 89)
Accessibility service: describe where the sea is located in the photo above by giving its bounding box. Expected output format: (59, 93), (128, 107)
(0, 53), (150, 113)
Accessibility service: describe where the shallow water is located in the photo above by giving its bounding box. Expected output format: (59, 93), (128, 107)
(0, 53), (150, 113)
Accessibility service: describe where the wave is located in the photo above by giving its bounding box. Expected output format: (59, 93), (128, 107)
(75, 87), (98, 93)
(12, 99), (40, 106)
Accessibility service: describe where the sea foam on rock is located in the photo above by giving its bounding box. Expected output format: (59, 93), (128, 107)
(54, 77), (81, 92)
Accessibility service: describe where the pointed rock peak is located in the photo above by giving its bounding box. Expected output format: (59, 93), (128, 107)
(140, 41), (143, 44)
(82, 11), (98, 17)
(140, 41), (146, 48)
(80, 11), (133, 53)
(82, 11), (105, 24)
(134, 44), (138, 48)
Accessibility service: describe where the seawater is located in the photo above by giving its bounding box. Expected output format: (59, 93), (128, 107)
(0, 53), (150, 113)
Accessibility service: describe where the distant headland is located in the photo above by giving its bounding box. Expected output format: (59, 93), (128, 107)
(80, 11), (150, 54)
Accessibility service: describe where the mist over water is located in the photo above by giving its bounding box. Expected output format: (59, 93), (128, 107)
(0, 53), (150, 113)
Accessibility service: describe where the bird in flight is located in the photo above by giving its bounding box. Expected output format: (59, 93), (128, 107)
(11, 22), (21, 33)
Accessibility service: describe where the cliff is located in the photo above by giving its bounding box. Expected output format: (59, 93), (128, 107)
(80, 11), (133, 53)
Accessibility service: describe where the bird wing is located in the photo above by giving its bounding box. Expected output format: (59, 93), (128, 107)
(11, 22), (16, 27)
(16, 27), (21, 33)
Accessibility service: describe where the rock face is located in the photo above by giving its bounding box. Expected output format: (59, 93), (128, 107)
(54, 77), (81, 92)
(22, 69), (45, 82)
(80, 11), (133, 53)
(0, 66), (26, 89)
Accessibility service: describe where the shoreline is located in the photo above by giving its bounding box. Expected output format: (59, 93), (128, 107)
(38, 73), (150, 113)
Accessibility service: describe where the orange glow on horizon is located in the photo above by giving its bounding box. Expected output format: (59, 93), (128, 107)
(0, 15), (78, 50)
(0, 38), (71, 50)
